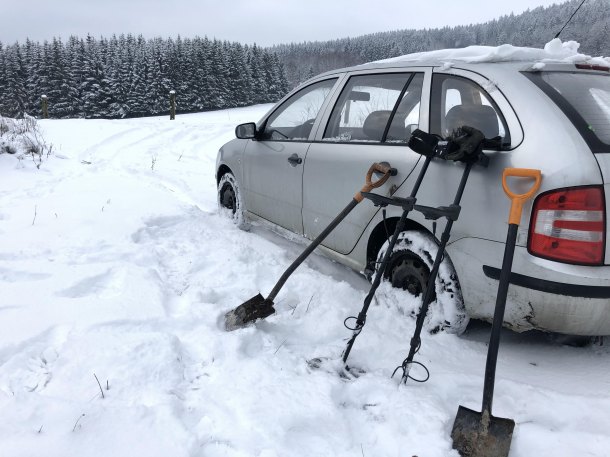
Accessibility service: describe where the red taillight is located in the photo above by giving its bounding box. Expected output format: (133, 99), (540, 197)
(528, 186), (606, 265)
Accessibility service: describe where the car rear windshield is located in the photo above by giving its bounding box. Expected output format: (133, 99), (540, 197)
(527, 71), (610, 153)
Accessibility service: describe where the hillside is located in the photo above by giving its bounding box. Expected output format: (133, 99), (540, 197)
(273, 0), (610, 86)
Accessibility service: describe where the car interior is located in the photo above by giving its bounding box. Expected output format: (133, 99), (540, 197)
(324, 74), (422, 143)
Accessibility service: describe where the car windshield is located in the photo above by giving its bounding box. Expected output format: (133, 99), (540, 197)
(541, 72), (610, 146)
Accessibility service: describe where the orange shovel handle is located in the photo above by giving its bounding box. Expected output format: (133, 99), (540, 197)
(355, 163), (394, 202)
(502, 168), (542, 225)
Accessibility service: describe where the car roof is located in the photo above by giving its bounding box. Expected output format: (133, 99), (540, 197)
(316, 59), (529, 76)
(313, 60), (607, 86)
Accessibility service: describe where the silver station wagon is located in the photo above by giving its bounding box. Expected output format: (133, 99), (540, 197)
(216, 53), (610, 337)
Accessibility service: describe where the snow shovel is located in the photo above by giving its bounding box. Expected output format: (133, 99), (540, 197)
(451, 167), (542, 457)
(224, 162), (397, 331)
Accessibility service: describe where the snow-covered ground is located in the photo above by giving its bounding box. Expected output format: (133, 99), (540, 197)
(0, 106), (609, 456)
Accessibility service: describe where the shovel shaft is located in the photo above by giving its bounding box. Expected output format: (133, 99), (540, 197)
(268, 198), (359, 302)
(482, 223), (518, 413)
(482, 168), (541, 412)
(451, 167), (539, 457)
(268, 163), (395, 303)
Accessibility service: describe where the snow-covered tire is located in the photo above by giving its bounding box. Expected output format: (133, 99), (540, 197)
(375, 230), (468, 334)
(217, 172), (248, 229)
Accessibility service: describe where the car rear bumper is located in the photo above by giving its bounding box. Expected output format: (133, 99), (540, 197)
(482, 266), (610, 336)
(482, 266), (610, 299)
(450, 238), (610, 336)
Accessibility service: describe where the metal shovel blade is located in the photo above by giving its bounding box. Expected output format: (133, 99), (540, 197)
(451, 405), (515, 457)
(224, 293), (276, 331)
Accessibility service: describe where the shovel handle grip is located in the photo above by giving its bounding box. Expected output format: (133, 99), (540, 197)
(502, 168), (542, 225)
(355, 163), (394, 202)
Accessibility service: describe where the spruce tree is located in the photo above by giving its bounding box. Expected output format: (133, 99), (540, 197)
(4, 44), (28, 117)
(0, 42), (9, 116)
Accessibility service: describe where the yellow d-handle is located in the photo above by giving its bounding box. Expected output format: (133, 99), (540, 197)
(502, 168), (542, 225)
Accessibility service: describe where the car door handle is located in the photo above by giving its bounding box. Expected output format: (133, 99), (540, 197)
(287, 153), (303, 166)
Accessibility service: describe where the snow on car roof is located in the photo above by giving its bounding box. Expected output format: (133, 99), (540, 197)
(373, 39), (610, 67)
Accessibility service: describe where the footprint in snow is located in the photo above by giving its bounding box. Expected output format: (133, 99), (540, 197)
(56, 268), (126, 299)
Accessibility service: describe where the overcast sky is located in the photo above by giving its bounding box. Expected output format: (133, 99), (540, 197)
(2, 0), (566, 46)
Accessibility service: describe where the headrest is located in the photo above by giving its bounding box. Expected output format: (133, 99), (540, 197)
(362, 110), (392, 141)
(445, 104), (499, 139)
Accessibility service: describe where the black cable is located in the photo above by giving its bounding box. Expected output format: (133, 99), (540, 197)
(382, 208), (389, 240)
(385, 154), (422, 205)
(554, 0), (587, 39)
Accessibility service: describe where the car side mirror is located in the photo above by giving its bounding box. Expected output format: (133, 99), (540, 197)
(235, 122), (257, 139)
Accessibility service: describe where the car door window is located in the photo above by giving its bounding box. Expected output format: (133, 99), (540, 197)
(323, 73), (422, 143)
(430, 74), (509, 145)
(262, 78), (337, 141)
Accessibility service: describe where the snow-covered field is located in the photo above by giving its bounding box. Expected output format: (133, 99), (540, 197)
(1, 106), (609, 456)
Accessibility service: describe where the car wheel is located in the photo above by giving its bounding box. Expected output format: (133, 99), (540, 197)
(218, 172), (247, 229)
(375, 230), (468, 334)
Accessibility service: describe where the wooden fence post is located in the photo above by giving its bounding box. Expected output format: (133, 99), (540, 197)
(41, 95), (48, 119)
(169, 90), (176, 120)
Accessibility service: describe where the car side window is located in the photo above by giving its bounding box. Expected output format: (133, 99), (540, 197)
(430, 74), (509, 145)
(262, 78), (338, 141)
(323, 73), (422, 143)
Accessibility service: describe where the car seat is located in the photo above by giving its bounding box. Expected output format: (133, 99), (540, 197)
(362, 110), (408, 142)
(444, 104), (500, 139)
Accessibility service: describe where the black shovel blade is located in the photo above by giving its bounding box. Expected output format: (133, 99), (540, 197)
(224, 293), (276, 331)
(451, 405), (515, 457)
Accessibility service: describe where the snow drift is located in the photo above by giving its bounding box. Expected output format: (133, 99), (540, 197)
(376, 38), (610, 67)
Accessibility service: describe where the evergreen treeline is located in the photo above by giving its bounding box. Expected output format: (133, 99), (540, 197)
(0, 35), (289, 119)
(273, 0), (610, 87)
(1, 0), (608, 119)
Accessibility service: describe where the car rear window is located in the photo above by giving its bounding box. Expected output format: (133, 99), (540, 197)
(528, 71), (610, 152)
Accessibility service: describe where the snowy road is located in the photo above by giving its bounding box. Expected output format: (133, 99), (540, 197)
(0, 106), (609, 456)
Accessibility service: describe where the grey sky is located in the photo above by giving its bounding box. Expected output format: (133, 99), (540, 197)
(2, 0), (566, 46)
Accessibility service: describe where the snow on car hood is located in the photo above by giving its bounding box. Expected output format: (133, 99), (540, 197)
(375, 38), (610, 67)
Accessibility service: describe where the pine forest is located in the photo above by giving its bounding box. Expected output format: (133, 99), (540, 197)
(0, 36), (289, 119)
(0, 0), (608, 119)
